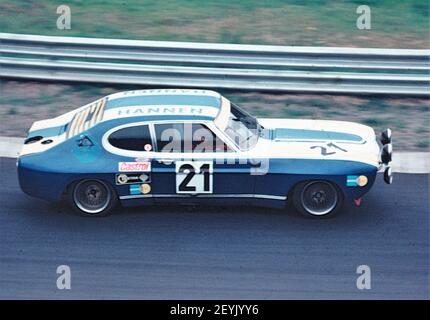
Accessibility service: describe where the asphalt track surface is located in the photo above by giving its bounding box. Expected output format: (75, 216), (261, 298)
(0, 157), (428, 299)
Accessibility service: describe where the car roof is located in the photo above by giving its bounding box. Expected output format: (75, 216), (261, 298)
(101, 89), (223, 123)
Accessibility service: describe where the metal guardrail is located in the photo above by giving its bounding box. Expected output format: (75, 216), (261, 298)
(1, 33), (429, 95)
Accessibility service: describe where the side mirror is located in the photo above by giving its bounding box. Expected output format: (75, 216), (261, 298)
(77, 135), (94, 147)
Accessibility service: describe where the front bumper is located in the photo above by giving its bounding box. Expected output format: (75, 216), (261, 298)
(379, 128), (393, 184)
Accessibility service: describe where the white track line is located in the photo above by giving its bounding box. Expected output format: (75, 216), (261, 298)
(0, 136), (428, 173)
(390, 152), (430, 174)
(0, 137), (23, 158)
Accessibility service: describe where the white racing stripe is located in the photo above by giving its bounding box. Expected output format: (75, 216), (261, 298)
(107, 89), (221, 100)
(102, 105), (220, 121)
(0, 136), (428, 173)
(119, 194), (287, 200)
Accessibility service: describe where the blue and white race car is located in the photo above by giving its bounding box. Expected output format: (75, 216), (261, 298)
(18, 89), (393, 217)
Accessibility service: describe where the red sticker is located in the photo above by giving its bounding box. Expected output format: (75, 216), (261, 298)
(144, 144), (152, 151)
(119, 162), (151, 172)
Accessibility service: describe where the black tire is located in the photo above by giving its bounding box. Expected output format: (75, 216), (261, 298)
(292, 180), (343, 218)
(68, 179), (118, 216)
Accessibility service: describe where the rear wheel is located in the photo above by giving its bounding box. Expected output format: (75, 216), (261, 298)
(292, 181), (342, 218)
(70, 179), (117, 216)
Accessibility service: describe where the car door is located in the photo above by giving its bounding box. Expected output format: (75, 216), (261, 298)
(150, 121), (256, 205)
(103, 123), (156, 203)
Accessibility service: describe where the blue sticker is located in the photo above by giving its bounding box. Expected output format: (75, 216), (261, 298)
(129, 184), (141, 195)
(346, 175), (358, 187)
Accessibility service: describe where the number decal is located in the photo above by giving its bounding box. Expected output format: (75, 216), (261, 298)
(201, 163), (210, 192)
(178, 164), (196, 192)
(310, 142), (348, 156)
(176, 161), (213, 194)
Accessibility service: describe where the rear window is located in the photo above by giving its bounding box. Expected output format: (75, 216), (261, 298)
(67, 98), (106, 138)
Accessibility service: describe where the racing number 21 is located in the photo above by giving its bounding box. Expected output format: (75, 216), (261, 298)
(176, 161), (213, 194)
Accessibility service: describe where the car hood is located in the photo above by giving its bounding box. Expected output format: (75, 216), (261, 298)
(259, 118), (374, 142)
(256, 118), (381, 168)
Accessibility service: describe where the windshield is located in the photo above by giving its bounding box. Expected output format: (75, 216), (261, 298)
(224, 103), (261, 150)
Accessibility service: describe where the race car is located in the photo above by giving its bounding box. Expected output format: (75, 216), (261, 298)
(17, 89), (393, 217)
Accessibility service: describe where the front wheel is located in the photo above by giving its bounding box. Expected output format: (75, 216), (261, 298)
(292, 181), (343, 218)
(69, 179), (118, 216)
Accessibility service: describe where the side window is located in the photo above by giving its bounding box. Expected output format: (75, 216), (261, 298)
(191, 123), (231, 153)
(154, 123), (183, 153)
(154, 123), (231, 153)
(108, 125), (152, 151)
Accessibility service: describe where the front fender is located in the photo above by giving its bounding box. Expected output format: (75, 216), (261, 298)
(253, 158), (378, 201)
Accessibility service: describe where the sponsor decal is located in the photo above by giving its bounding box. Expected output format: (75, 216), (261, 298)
(116, 173), (151, 185)
(347, 175), (368, 187)
(116, 106), (207, 117)
(356, 175), (368, 187)
(347, 175), (358, 186)
(108, 89), (216, 100)
(102, 104), (220, 121)
(129, 184), (141, 195)
(139, 173), (150, 182)
(128, 183), (151, 195)
(140, 183), (151, 194)
(119, 161), (151, 172)
(117, 174), (129, 184)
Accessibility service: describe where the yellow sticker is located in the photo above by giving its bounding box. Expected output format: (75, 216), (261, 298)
(140, 183), (151, 194)
(356, 175), (368, 187)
